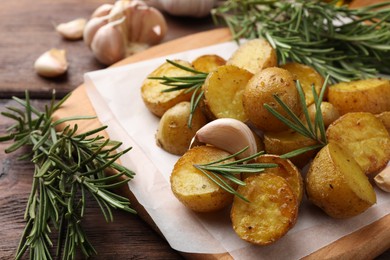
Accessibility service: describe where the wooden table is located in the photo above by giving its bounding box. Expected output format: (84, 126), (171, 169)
(0, 0), (389, 259)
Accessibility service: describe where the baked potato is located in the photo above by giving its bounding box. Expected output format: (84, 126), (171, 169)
(203, 64), (253, 122)
(281, 62), (325, 106)
(156, 101), (207, 155)
(327, 78), (390, 115)
(306, 101), (340, 128)
(263, 129), (318, 168)
(376, 111), (390, 134)
(227, 38), (277, 74)
(306, 143), (376, 218)
(192, 54), (226, 73)
(253, 154), (304, 204)
(141, 59), (194, 117)
(243, 67), (303, 132)
(170, 145), (236, 212)
(231, 173), (298, 245)
(326, 112), (390, 175)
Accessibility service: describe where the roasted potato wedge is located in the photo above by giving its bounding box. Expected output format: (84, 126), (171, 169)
(231, 173), (298, 245)
(326, 112), (390, 175)
(281, 62), (325, 106)
(203, 64), (253, 122)
(170, 146), (236, 212)
(227, 38), (277, 74)
(264, 129), (318, 168)
(243, 67), (302, 132)
(156, 101), (207, 155)
(328, 78), (390, 115)
(376, 111), (390, 134)
(141, 60), (194, 117)
(192, 54), (226, 73)
(252, 155), (304, 203)
(306, 143), (376, 218)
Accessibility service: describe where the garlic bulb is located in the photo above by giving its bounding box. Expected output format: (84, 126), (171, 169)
(190, 118), (258, 159)
(34, 49), (68, 78)
(56, 18), (86, 40)
(145, 0), (217, 18)
(84, 0), (167, 65)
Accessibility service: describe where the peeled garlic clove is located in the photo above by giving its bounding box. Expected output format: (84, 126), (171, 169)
(190, 118), (258, 159)
(83, 16), (109, 47)
(90, 18), (126, 65)
(34, 49), (68, 78)
(56, 18), (87, 40)
(91, 3), (114, 18)
(374, 165), (390, 192)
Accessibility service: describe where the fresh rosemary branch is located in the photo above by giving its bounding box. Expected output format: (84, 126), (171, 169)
(148, 60), (208, 127)
(1, 91), (136, 260)
(212, 0), (390, 83)
(265, 75), (330, 158)
(194, 147), (277, 201)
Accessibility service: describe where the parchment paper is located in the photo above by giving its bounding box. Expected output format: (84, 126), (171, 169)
(83, 41), (390, 259)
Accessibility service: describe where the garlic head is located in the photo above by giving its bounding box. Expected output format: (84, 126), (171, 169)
(34, 49), (68, 78)
(56, 18), (87, 40)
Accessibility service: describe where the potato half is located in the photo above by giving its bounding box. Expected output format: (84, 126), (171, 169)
(227, 38), (277, 74)
(156, 101), (207, 155)
(231, 173), (298, 245)
(192, 54), (226, 73)
(141, 60), (194, 117)
(376, 111), (390, 134)
(170, 146), (236, 212)
(328, 78), (390, 115)
(326, 112), (390, 175)
(306, 143), (376, 218)
(203, 64), (253, 122)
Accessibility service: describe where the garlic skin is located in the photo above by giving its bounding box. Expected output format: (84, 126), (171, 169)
(84, 0), (167, 65)
(91, 3), (113, 18)
(190, 118), (258, 159)
(374, 165), (390, 192)
(90, 18), (126, 66)
(145, 0), (217, 17)
(56, 18), (87, 40)
(34, 49), (68, 78)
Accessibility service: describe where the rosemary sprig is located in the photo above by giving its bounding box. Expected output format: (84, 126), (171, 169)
(148, 60), (208, 127)
(265, 75), (330, 158)
(194, 147), (277, 201)
(212, 0), (390, 83)
(1, 91), (136, 260)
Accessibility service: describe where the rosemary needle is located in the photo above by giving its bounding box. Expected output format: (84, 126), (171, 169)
(1, 91), (136, 260)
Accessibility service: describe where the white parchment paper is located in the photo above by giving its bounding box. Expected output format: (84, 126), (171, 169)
(83, 41), (390, 259)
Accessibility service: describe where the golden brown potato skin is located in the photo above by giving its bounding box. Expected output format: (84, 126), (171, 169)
(227, 38), (277, 74)
(243, 67), (302, 132)
(231, 173), (298, 245)
(156, 102), (207, 155)
(326, 112), (390, 175)
(203, 64), (253, 122)
(170, 146), (236, 213)
(306, 101), (340, 128)
(192, 54), (226, 73)
(281, 62), (325, 106)
(376, 111), (390, 134)
(328, 78), (390, 115)
(253, 155), (304, 204)
(306, 143), (376, 219)
(264, 129), (318, 168)
(141, 60), (194, 117)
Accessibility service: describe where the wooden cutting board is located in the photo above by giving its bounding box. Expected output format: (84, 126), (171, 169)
(53, 27), (390, 260)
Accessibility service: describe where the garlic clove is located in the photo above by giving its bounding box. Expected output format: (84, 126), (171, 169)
(83, 16), (109, 47)
(90, 18), (126, 65)
(56, 18), (87, 40)
(190, 118), (258, 159)
(374, 165), (390, 192)
(91, 3), (114, 18)
(34, 49), (68, 78)
(134, 7), (168, 45)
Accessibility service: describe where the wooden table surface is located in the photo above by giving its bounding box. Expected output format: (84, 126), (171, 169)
(0, 0), (389, 259)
